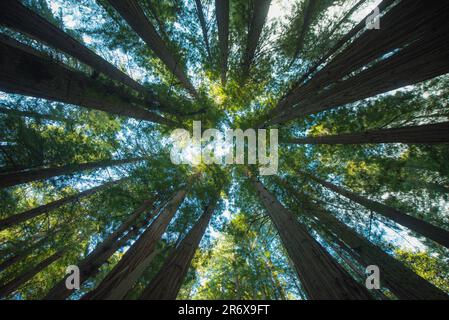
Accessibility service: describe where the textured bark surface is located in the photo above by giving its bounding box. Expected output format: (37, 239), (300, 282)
(303, 172), (449, 249)
(250, 175), (372, 299)
(241, 0), (271, 81)
(106, 0), (197, 97)
(285, 122), (449, 145)
(0, 36), (175, 126)
(0, 157), (143, 189)
(139, 197), (218, 299)
(0, 178), (126, 231)
(83, 189), (187, 299)
(215, 0), (229, 85)
(0, 250), (63, 298)
(43, 197), (157, 300)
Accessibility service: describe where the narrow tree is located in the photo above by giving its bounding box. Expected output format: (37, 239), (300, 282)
(300, 171), (449, 249)
(284, 122), (449, 145)
(106, 0), (198, 97)
(241, 0), (271, 81)
(0, 250), (64, 298)
(83, 187), (190, 299)
(249, 173), (372, 299)
(0, 178), (127, 231)
(194, 0), (212, 62)
(0, 157), (144, 189)
(43, 196), (158, 300)
(215, 0), (229, 85)
(140, 195), (218, 299)
(0, 35), (176, 126)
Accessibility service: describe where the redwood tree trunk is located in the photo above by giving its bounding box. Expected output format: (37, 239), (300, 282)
(250, 174), (372, 299)
(106, 0), (197, 97)
(194, 0), (212, 62)
(285, 122), (449, 145)
(302, 171), (449, 249)
(215, 0), (229, 85)
(139, 196), (218, 299)
(0, 157), (144, 189)
(83, 189), (188, 299)
(0, 35), (175, 126)
(0, 178), (127, 231)
(0, 250), (64, 298)
(241, 0), (271, 81)
(43, 197), (157, 300)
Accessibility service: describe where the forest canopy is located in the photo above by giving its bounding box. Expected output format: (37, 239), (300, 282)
(0, 0), (448, 300)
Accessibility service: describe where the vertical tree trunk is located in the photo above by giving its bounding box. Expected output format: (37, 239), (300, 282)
(0, 178), (127, 231)
(0, 250), (64, 298)
(241, 0), (271, 81)
(139, 196), (218, 299)
(284, 122), (449, 145)
(83, 189), (188, 299)
(43, 197), (158, 300)
(0, 35), (176, 126)
(0, 157), (144, 189)
(289, 0), (317, 65)
(250, 174), (372, 299)
(215, 0), (229, 85)
(302, 171), (449, 249)
(194, 0), (212, 62)
(106, 0), (198, 97)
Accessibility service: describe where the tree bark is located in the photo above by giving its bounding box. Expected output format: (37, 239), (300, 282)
(215, 0), (229, 85)
(241, 0), (271, 81)
(106, 0), (197, 97)
(0, 250), (64, 298)
(0, 35), (176, 126)
(194, 0), (212, 62)
(285, 122), (449, 145)
(0, 178), (127, 231)
(0, 157), (144, 189)
(249, 174), (372, 299)
(289, 0), (317, 65)
(302, 171), (449, 249)
(43, 196), (157, 300)
(82, 189), (188, 299)
(139, 196), (218, 299)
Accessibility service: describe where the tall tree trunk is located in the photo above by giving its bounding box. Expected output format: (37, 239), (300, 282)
(215, 0), (229, 85)
(194, 0), (212, 62)
(301, 171), (449, 249)
(43, 196), (158, 300)
(0, 178), (127, 231)
(272, 175), (449, 299)
(83, 189), (188, 299)
(285, 122), (449, 145)
(289, 0), (317, 65)
(241, 0), (271, 81)
(0, 250), (63, 298)
(0, 0), (156, 100)
(106, 0), (197, 97)
(0, 35), (176, 126)
(0, 157), (144, 189)
(249, 173), (372, 299)
(139, 196), (218, 299)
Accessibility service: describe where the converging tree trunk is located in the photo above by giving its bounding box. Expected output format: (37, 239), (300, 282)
(241, 0), (271, 81)
(83, 188), (189, 299)
(43, 197), (158, 300)
(0, 157), (144, 189)
(194, 0), (212, 62)
(139, 196), (218, 299)
(301, 171), (449, 249)
(0, 250), (64, 298)
(284, 122), (449, 145)
(0, 178), (127, 231)
(249, 173), (372, 299)
(0, 35), (176, 126)
(215, 0), (229, 85)
(106, 0), (197, 97)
